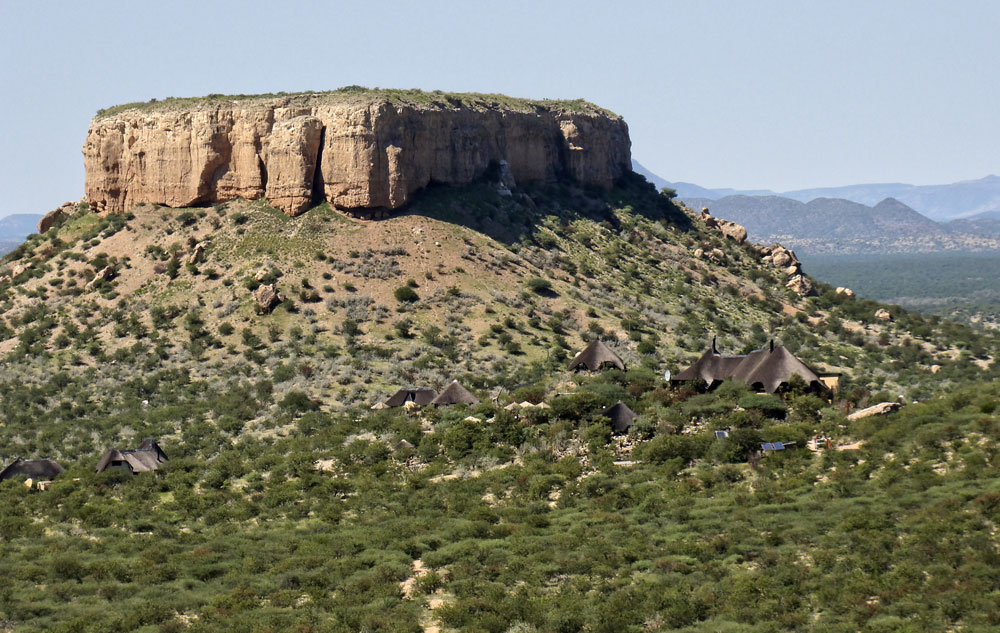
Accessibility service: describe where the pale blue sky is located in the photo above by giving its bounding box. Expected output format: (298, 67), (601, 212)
(1, 0), (997, 217)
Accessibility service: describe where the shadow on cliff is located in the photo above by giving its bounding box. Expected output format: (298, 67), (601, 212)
(396, 171), (693, 246)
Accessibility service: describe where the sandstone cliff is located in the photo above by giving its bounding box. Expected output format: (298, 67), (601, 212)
(83, 90), (632, 217)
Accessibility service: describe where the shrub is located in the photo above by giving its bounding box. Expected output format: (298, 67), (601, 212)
(394, 286), (419, 302)
(526, 277), (552, 294)
(279, 391), (320, 414)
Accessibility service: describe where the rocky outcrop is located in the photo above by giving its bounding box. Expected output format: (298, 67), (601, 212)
(847, 401), (901, 421)
(698, 208), (747, 244)
(83, 92), (632, 217)
(86, 265), (115, 290)
(785, 274), (815, 297)
(875, 308), (892, 322)
(187, 242), (207, 265)
(253, 284), (284, 313)
(38, 202), (76, 234)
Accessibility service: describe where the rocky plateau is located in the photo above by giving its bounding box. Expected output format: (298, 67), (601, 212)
(83, 91), (632, 217)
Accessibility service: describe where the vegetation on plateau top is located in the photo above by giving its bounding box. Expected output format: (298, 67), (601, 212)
(94, 87), (618, 120)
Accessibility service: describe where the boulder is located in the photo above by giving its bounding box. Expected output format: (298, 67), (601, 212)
(719, 220), (747, 244)
(253, 284), (284, 313)
(847, 401), (901, 421)
(835, 287), (855, 298)
(38, 203), (74, 234)
(699, 208), (718, 228)
(785, 274), (815, 296)
(875, 309), (892, 322)
(693, 248), (704, 259)
(771, 250), (792, 267)
(86, 265), (115, 289)
(187, 242), (207, 265)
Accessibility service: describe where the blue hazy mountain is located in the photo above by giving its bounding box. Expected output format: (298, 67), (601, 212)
(0, 213), (43, 255)
(632, 161), (1000, 222)
(631, 161), (775, 199)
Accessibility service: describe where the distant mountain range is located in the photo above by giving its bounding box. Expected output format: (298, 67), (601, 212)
(0, 213), (42, 255)
(683, 195), (1000, 254)
(633, 160), (1000, 222)
(0, 213), (42, 239)
(632, 161), (1000, 254)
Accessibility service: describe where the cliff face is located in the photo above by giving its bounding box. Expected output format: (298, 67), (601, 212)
(83, 94), (632, 216)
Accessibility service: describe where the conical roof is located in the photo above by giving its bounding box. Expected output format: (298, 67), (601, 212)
(672, 343), (743, 386)
(384, 387), (439, 407)
(729, 343), (823, 394)
(568, 340), (626, 371)
(431, 380), (478, 406)
(601, 401), (638, 434)
(0, 458), (65, 482)
(673, 339), (826, 394)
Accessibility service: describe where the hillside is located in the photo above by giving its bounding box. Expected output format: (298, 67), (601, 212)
(3, 174), (1000, 631)
(5, 94), (1000, 631)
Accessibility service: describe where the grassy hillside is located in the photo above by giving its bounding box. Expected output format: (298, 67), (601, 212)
(3, 176), (1000, 632)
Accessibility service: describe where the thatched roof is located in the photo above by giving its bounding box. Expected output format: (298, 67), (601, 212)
(672, 339), (826, 394)
(95, 440), (169, 474)
(0, 458), (65, 482)
(729, 344), (824, 394)
(672, 338), (744, 386)
(601, 401), (638, 434)
(431, 380), (478, 406)
(137, 439), (168, 462)
(568, 340), (626, 372)
(384, 387), (438, 408)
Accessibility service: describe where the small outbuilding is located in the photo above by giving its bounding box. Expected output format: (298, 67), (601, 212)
(431, 380), (479, 406)
(384, 387), (439, 408)
(95, 439), (168, 474)
(0, 458), (65, 482)
(568, 340), (626, 372)
(600, 401), (638, 434)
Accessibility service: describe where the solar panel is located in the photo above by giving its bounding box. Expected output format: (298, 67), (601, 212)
(761, 443), (773, 451)
(773, 441), (785, 450)
(715, 430), (729, 439)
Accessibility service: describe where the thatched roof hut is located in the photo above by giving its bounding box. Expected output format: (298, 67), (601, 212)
(95, 439), (168, 474)
(568, 340), (626, 372)
(431, 380), (478, 406)
(672, 338), (745, 387)
(672, 339), (827, 394)
(600, 401), (638, 434)
(384, 387), (438, 408)
(0, 458), (65, 482)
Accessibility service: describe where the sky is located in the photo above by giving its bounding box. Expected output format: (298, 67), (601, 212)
(1, 0), (998, 217)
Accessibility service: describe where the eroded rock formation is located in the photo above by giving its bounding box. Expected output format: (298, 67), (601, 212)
(83, 93), (632, 217)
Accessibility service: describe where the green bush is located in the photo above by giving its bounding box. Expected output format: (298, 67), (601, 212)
(526, 277), (552, 294)
(394, 286), (419, 302)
